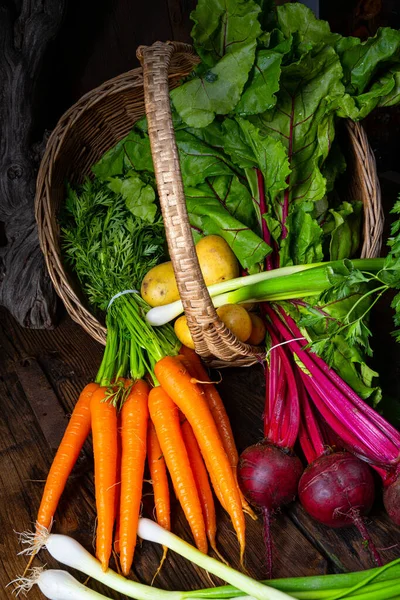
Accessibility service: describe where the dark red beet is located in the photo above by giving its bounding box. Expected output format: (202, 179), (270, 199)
(299, 451), (381, 565)
(238, 441), (303, 577)
(383, 477), (400, 526)
(238, 442), (303, 509)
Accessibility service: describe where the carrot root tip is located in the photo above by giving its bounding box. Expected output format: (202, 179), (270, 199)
(243, 505), (258, 520)
(210, 542), (229, 566)
(189, 377), (222, 385)
(151, 545), (168, 586)
(15, 521), (51, 557)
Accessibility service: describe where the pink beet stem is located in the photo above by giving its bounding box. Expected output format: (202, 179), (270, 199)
(280, 308), (400, 447)
(264, 305), (400, 466)
(299, 370), (384, 465)
(297, 372), (326, 461)
(268, 330), (300, 449)
(267, 369), (287, 443)
(266, 347), (280, 432)
(256, 168), (274, 271)
(352, 511), (382, 566)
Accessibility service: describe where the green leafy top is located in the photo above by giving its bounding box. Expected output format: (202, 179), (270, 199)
(171, 0), (262, 127)
(62, 179), (165, 312)
(61, 179), (179, 381)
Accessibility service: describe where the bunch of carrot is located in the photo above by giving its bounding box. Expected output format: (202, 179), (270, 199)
(30, 346), (251, 578)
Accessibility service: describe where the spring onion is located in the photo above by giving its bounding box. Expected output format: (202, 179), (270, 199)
(146, 259), (385, 326)
(18, 521), (292, 600)
(11, 568), (114, 600)
(183, 559), (400, 600)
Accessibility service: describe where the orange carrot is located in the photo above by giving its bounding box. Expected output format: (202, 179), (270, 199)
(119, 379), (150, 576)
(147, 421), (170, 531)
(154, 356), (246, 562)
(113, 411), (123, 556)
(147, 420), (170, 579)
(36, 382), (98, 531)
(148, 386), (207, 554)
(91, 386), (118, 571)
(180, 416), (225, 561)
(179, 347), (239, 462)
(179, 347), (257, 520)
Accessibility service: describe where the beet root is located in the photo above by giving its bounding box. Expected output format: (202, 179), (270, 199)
(238, 441), (304, 577)
(383, 476), (400, 526)
(238, 442), (304, 510)
(298, 451), (381, 565)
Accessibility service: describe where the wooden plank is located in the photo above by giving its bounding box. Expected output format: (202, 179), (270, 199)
(0, 308), (103, 413)
(289, 503), (400, 572)
(15, 358), (67, 450)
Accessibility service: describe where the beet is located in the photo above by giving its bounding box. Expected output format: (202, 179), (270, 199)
(383, 477), (400, 526)
(238, 441), (303, 576)
(299, 451), (381, 565)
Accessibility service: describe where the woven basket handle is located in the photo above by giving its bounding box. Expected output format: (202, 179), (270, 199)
(137, 41), (220, 356)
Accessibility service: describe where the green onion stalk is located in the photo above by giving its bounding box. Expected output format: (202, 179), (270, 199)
(146, 259), (385, 326)
(183, 559), (400, 600)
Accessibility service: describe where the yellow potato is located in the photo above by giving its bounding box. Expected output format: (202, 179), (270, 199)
(196, 235), (239, 286)
(247, 313), (266, 346)
(216, 304), (252, 342)
(174, 315), (195, 350)
(141, 261), (179, 307)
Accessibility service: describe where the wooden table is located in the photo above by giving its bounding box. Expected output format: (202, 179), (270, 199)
(1, 306), (399, 600)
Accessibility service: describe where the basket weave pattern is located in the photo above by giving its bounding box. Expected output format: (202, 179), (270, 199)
(36, 42), (384, 367)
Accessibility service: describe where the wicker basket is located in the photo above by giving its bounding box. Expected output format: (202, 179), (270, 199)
(35, 41), (384, 367)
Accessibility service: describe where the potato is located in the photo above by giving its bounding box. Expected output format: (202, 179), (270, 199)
(247, 313), (266, 345)
(216, 304), (252, 342)
(174, 315), (195, 350)
(141, 235), (239, 308)
(141, 261), (179, 307)
(196, 235), (239, 286)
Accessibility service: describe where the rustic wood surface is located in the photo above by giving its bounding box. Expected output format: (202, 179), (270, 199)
(0, 0), (64, 329)
(1, 306), (399, 600)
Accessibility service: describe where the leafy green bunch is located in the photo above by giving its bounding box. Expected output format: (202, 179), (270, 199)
(62, 179), (179, 383)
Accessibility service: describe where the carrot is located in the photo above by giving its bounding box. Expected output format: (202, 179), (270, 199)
(180, 348), (238, 461)
(180, 416), (226, 562)
(113, 411), (123, 556)
(90, 386), (118, 571)
(179, 347), (257, 520)
(36, 382), (98, 531)
(147, 421), (170, 532)
(147, 420), (170, 580)
(148, 386), (208, 554)
(114, 378), (132, 558)
(119, 379), (150, 576)
(154, 356), (246, 562)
